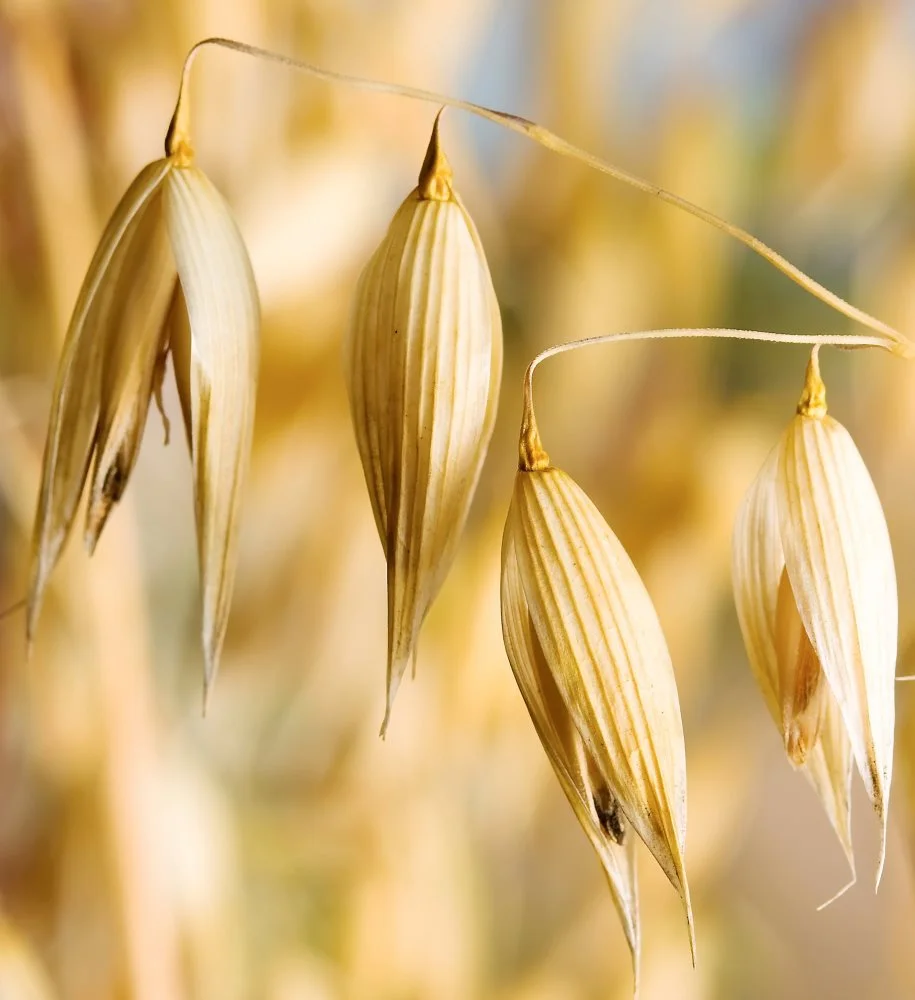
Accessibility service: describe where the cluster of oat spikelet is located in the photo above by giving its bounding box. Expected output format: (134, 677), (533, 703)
(21, 38), (913, 992)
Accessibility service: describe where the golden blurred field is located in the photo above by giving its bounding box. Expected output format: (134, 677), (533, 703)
(2, 1), (915, 998)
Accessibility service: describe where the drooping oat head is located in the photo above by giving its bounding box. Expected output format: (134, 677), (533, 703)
(345, 112), (502, 734)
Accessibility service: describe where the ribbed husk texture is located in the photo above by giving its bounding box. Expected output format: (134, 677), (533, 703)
(29, 153), (260, 705)
(345, 119), (502, 733)
(732, 351), (896, 884)
(502, 524), (641, 988)
(501, 459), (694, 967)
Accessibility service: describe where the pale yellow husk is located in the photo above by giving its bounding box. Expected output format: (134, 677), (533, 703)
(29, 155), (259, 706)
(164, 165), (260, 704)
(85, 187), (177, 551)
(501, 528), (640, 989)
(505, 464), (694, 961)
(732, 443), (854, 871)
(29, 158), (172, 640)
(344, 118), (502, 733)
(777, 409), (896, 884)
(733, 352), (897, 885)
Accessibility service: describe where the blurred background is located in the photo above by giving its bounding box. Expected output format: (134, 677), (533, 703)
(1, 0), (915, 997)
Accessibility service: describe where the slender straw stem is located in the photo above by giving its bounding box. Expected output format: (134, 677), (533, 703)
(166, 37), (911, 354)
(518, 328), (899, 470)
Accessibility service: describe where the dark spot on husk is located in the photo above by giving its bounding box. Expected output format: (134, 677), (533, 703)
(594, 788), (626, 845)
(103, 459), (128, 504)
(85, 456), (130, 554)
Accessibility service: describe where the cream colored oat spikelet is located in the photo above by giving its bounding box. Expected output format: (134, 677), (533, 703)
(778, 350), (897, 885)
(733, 348), (896, 885)
(344, 112), (502, 735)
(502, 396), (695, 965)
(732, 438), (855, 873)
(502, 526), (641, 990)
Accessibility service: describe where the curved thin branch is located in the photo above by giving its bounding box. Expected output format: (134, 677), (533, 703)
(518, 328), (902, 471)
(167, 38), (912, 355)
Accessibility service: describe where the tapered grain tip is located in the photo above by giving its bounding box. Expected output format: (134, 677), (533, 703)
(380, 646), (411, 738)
(25, 592), (40, 660)
(201, 660), (215, 719)
(378, 685), (398, 740)
(379, 697), (394, 740)
(200, 626), (226, 719)
(683, 881), (697, 968)
(418, 110), (453, 201)
(875, 809), (887, 890)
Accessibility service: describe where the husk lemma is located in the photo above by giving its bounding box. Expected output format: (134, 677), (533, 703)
(501, 397), (694, 978)
(29, 137), (260, 705)
(732, 349), (897, 885)
(502, 522), (641, 989)
(345, 114), (503, 733)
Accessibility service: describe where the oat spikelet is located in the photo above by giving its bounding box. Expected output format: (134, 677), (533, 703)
(345, 113), (502, 734)
(502, 529), (640, 989)
(732, 444), (855, 872)
(734, 348), (896, 885)
(28, 138), (259, 707)
(29, 160), (172, 643)
(165, 165), (260, 706)
(503, 401), (694, 964)
(779, 350), (896, 885)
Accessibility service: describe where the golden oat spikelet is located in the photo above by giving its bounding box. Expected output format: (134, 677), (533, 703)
(502, 528), (640, 989)
(29, 132), (259, 707)
(501, 392), (694, 964)
(165, 164), (260, 705)
(345, 113), (502, 734)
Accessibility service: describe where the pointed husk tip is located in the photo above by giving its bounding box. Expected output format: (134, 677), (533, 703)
(417, 110), (454, 202)
(681, 875), (697, 968)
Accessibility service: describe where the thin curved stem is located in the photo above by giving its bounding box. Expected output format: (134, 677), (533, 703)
(518, 328), (902, 470)
(167, 37), (911, 354)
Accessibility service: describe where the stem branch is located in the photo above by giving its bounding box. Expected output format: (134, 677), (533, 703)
(519, 328), (900, 470)
(167, 38), (911, 354)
